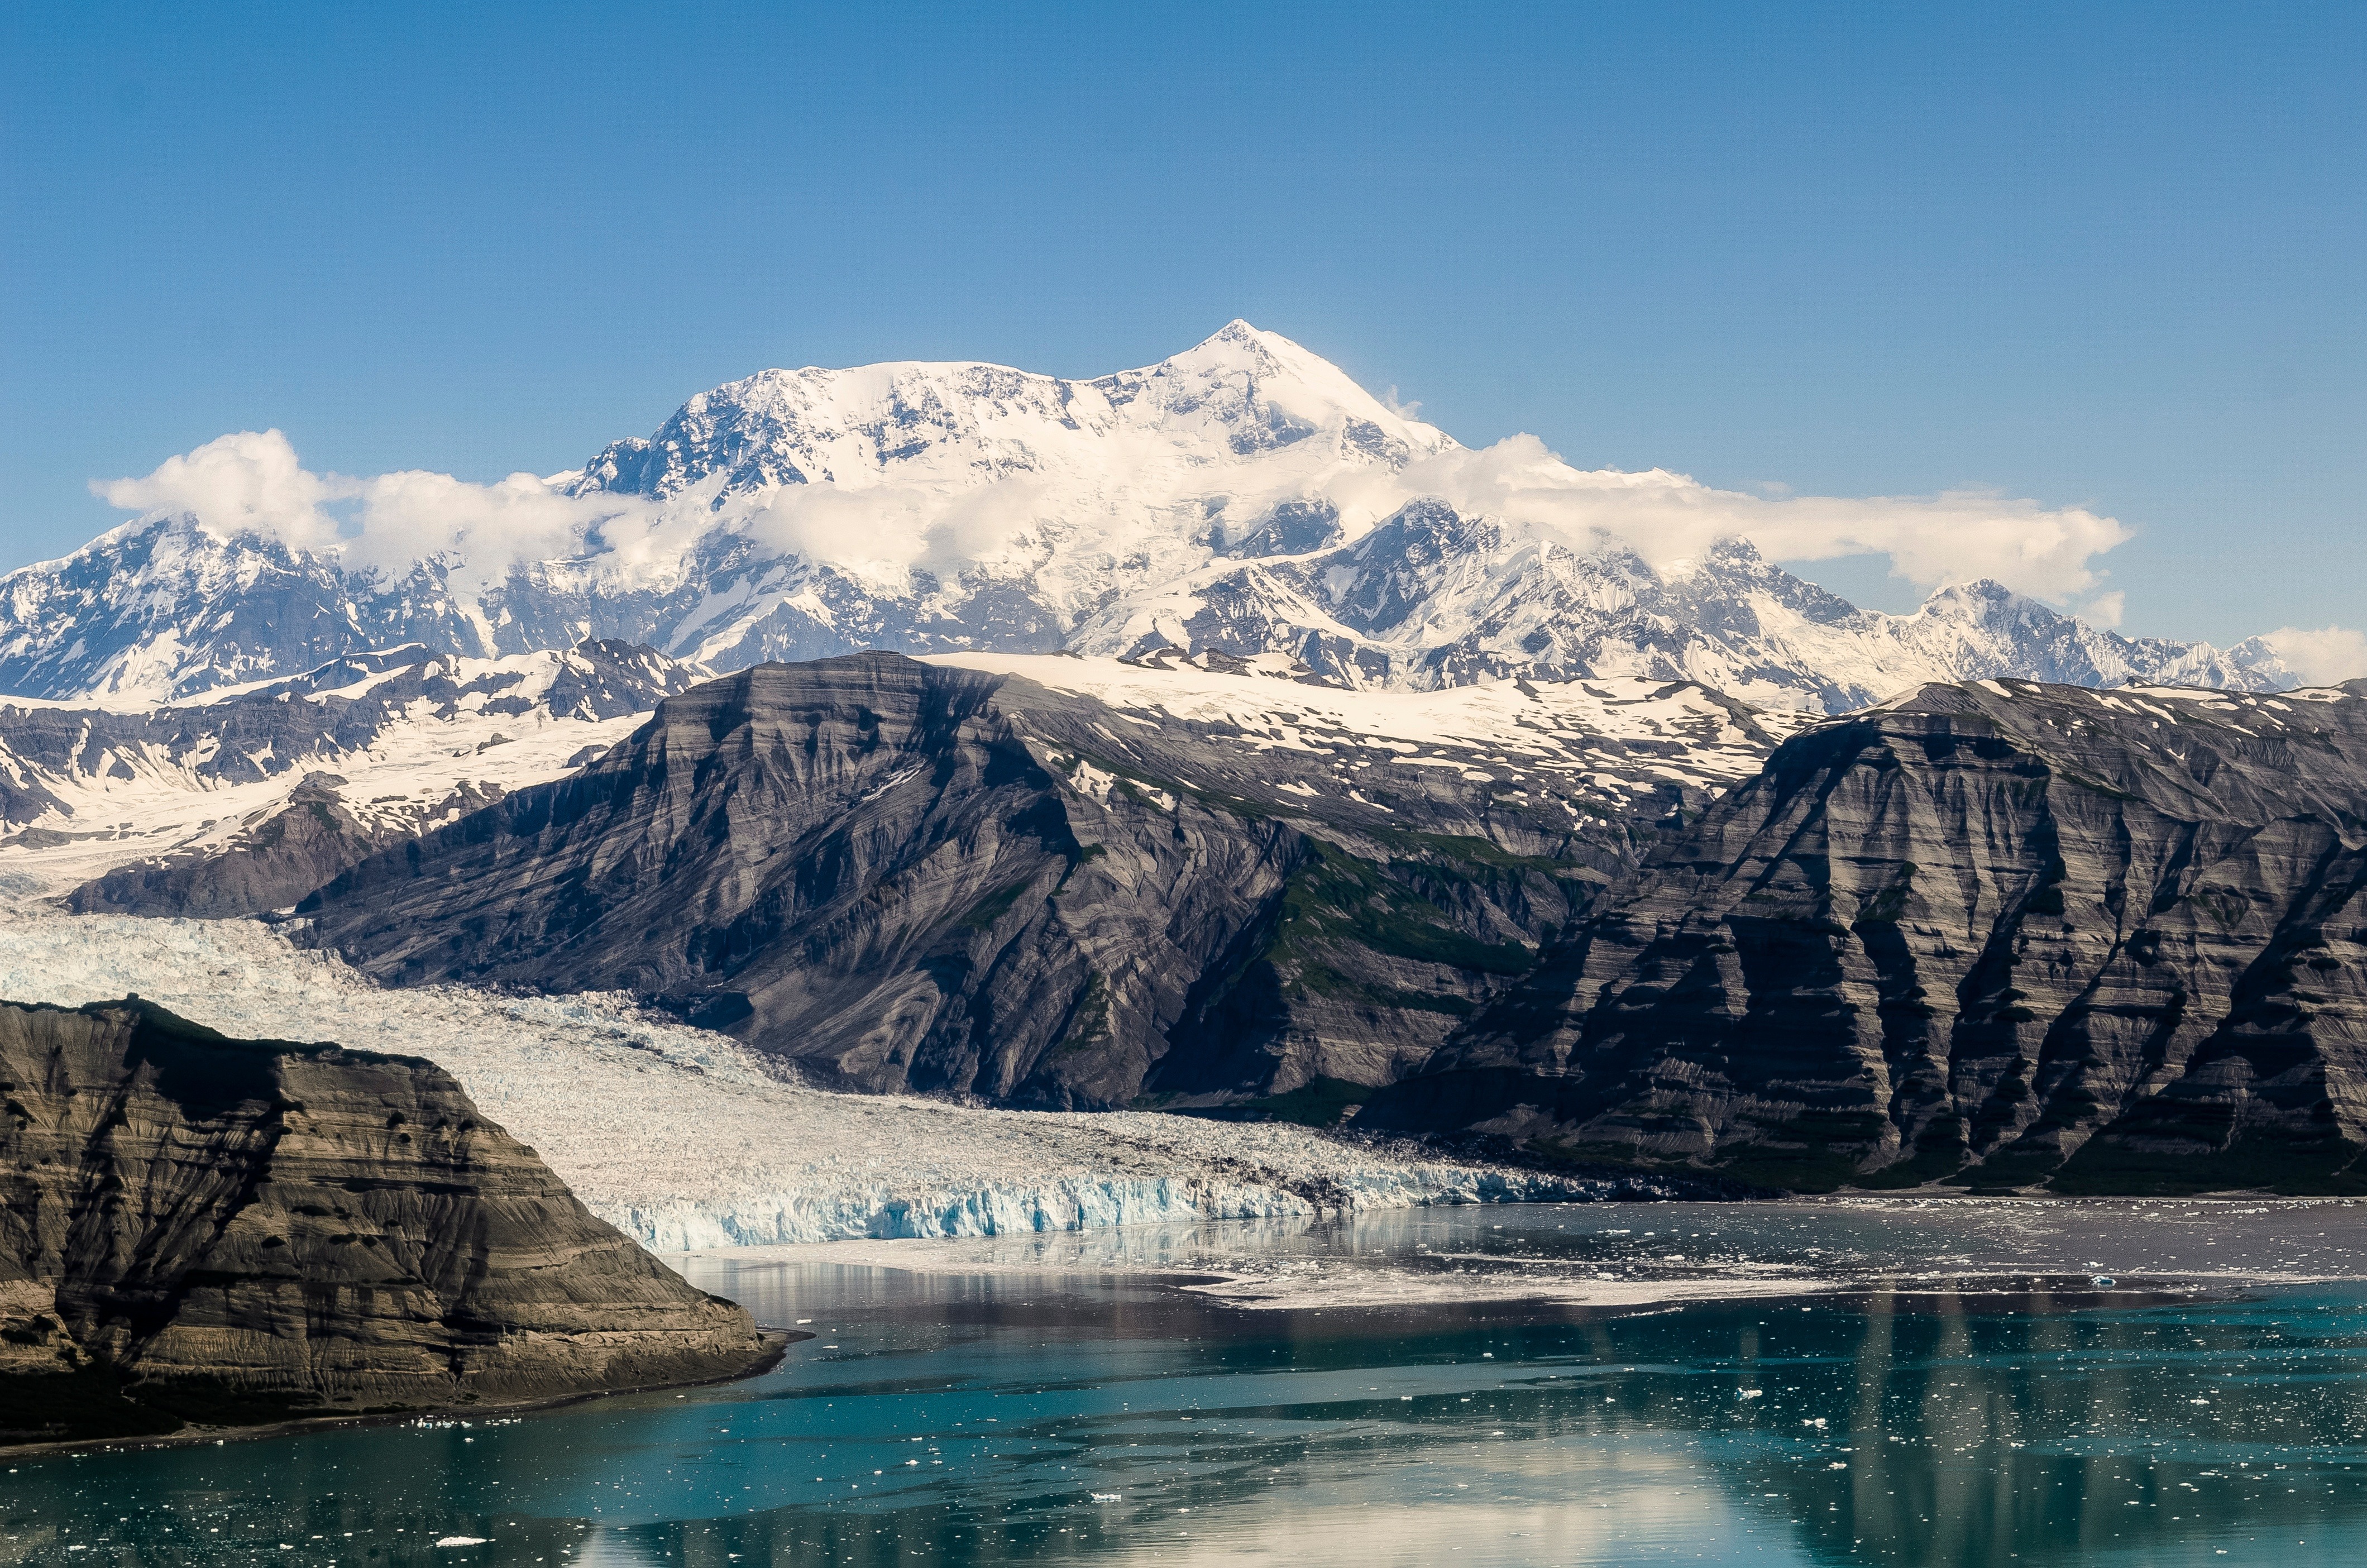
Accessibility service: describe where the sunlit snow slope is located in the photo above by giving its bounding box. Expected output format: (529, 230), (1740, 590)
(924, 648), (1820, 811)
(0, 641), (702, 910)
(0, 322), (2298, 709)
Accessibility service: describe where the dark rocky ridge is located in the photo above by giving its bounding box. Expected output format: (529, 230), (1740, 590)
(0, 997), (774, 1447)
(61, 772), (508, 919)
(0, 640), (704, 917)
(1364, 679), (2367, 1194)
(295, 653), (1788, 1111)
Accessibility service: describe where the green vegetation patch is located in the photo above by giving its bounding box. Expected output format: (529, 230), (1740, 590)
(0, 1365), (187, 1446)
(1851, 862), (1919, 926)
(1292, 964), (1478, 1016)
(1271, 839), (1533, 978)
(1183, 1076), (1374, 1127)
(958, 880), (1036, 931)
(1849, 1116), (1966, 1189)
(1044, 973), (1113, 1062)
(2052, 1130), (2367, 1197)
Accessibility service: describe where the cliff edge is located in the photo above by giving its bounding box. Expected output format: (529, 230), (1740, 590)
(0, 997), (775, 1446)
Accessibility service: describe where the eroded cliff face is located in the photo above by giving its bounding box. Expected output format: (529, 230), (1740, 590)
(295, 653), (1791, 1112)
(1365, 679), (2367, 1194)
(0, 998), (772, 1446)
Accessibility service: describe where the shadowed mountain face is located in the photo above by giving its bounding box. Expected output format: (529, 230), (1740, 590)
(1363, 678), (2367, 1194)
(294, 652), (1795, 1111)
(0, 998), (773, 1447)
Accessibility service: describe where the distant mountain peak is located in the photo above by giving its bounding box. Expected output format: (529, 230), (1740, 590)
(0, 324), (2301, 709)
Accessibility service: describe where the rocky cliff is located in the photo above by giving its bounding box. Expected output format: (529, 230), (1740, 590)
(294, 651), (1799, 1112)
(0, 997), (774, 1446)
(1364, 679), (2367, 1194)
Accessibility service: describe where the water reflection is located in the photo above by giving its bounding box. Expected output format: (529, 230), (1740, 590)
(8, 1206), (2367, 1566)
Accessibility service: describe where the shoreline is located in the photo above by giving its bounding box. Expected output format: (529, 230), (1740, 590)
(673, 1197), (2367, 1316)
(0, 1330), (801, 1461)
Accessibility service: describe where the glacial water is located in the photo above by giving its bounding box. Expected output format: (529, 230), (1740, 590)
(11, 1201), (2367, 1566)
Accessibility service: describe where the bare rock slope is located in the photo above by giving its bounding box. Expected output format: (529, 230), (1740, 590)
(0, 997), (773, 1446)
(1365, 679), (2367, 1195)
(295, 651), (1798, 1112)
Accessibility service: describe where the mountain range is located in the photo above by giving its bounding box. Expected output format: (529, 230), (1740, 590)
(274, 654), (2367, 1196)
(290, 650), (1807, 1108)
(0, 323), (2301, 709)
(0, 640), (704, 914)
(1366, 677), (2367, 1195)
(3, 321), (2355, 1198)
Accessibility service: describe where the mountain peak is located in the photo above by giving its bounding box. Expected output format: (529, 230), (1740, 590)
(0, 328), (2303, 708)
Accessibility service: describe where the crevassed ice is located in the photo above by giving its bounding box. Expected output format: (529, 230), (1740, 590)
(0, 905), (1603, 1251)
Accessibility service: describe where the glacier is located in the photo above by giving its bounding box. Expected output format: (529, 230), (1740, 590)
(0, 905), (1638, 1252)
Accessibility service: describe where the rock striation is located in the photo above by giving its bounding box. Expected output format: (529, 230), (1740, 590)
(0, 997), (773, 1447)
(1365, 679), (2367, 1194)
(295, 651), (1800, 1112)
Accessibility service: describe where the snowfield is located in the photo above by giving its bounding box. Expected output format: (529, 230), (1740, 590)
(0, 906), (1619, 1251)
(0, 321), (2303, 713)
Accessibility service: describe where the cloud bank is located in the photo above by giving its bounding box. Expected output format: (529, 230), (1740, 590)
(2260, 626), (2367, 686)
(95, 430), (650, 587)
(1322, 434), (2134, 602)
(96, 426), (2156, 616)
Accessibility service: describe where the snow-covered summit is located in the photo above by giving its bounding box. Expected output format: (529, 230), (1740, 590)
(1070, 525), (2291, 711)
(570, 320), (1451, 506)
(0, 321), (2301, 709)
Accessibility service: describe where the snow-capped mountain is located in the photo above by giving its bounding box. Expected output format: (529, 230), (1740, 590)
(1078, 516), (2291, 711)
(0, 640), (706, 912)
(0, 322), (2297, 709)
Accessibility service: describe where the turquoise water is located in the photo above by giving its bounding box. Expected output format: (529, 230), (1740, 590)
(10, 1202), (2367, 1566)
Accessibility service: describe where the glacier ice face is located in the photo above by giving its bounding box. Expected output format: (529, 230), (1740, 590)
(0, 905), (1636, 1252)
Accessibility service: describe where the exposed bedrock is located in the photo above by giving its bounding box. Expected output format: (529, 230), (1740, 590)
(60, 772), (470, 919)
(295, 653), (1773, 1110)
(1364, 678), (2367, 1195)
(0, 998), (773, 1446)
(18, 639), (705, 919)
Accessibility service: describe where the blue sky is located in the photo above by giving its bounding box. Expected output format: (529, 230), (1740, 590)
(3, 2), (2360, 643)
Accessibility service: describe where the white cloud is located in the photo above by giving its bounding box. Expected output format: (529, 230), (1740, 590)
(343, 467), (623, 587)
(95, 429), (353, 553)
(97, 426), (2139, 612)
(97, 430), (653, 585)
(739, 477), (1050, 585)
(1321, 434), (2133, 603)
(2261, 625), (2367, 685)
(2078, 590), (2126, 629)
